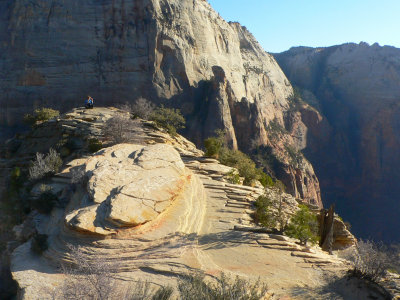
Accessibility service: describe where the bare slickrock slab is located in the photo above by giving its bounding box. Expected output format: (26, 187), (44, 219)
(64, 144), (192, 235)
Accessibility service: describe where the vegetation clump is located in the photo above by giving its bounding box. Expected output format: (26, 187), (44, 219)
(24, 107), (60, 126)
(204, 136), (223, 158)
(254, 195), (276, 229)
(254, 184), (288, 232)
(178, 272), (268, 300)
(345, 240), (391, 283)
(102, 113), (140, 144)
(29, 148), (62, 181)
(150, 105), (186, 136)
(284, 144), (303, 167)
(204, 131), (275, 187)
(31, 185), (58, 214)
(87, 138), (103, 153)
(31, 233), (48, 255)
(131, 97), (155, 120)
(266, 119), (287, 141)
(285, 204), (319, 245)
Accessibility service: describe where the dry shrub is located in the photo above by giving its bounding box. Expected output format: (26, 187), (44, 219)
(46, 245), (172, 300)
(131, 97), (155, 120)
(102, 114), (140, 144)
(178, 272), (268, 300)
(29, 148), (62, 180)
(344, 239), (390, 282)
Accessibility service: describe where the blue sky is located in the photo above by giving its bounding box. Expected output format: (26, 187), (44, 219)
(208, 0), (400, 53)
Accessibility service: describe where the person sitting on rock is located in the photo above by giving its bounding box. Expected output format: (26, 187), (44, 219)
(85, 96), (94, 109)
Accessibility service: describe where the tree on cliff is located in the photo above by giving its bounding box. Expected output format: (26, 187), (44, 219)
(286, 204), (319, 245)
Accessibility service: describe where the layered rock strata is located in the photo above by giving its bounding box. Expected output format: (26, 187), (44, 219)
(9, 110), (381, 300)
(274, 43), (400, 242)
(0, 0), (321, 205)
(11, 142), (367, 300)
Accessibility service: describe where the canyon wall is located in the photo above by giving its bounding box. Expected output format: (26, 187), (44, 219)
(0, 0), (321, 205)
(274, 43), (400, 242)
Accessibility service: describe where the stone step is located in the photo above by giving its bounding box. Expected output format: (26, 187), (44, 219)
(226, 194), (251, 202)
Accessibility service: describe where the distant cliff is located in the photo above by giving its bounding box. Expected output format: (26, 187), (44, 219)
(0, 0), (321, 205)
(274, 43), (400, 242)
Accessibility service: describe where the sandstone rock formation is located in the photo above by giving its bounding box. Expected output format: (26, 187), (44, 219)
(0, 0), (321, 205)
(65, 144), (191, 235)
(274, 43), (400, 242)
(3, 107), (396, 299)
(12, 141), (382, 300)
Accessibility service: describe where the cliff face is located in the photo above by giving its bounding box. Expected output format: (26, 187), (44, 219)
(274, 43), (400, 242)
(0, 0), (321, 205)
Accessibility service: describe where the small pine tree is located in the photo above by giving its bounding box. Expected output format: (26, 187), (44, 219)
(286, 204), (319, 245)
(254, 195), (276, 229)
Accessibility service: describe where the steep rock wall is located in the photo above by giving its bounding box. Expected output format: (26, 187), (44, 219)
(0, 0), (321, 205)
(274, 43), (400, 242)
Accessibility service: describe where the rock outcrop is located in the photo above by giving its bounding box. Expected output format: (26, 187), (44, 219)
(274, 43), (400, 242)
(0, 0), (321, 205)
(66, 144), (192, 235)
(10, 133), (373, 300)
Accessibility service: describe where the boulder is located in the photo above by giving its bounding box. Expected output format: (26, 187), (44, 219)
(66, 144), (192, 235)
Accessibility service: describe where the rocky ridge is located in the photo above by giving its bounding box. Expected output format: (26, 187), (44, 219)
(0, 0), (321, 205)
(8, 108), (398, 300)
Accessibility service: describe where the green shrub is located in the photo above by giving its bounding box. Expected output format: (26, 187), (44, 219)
(219, 148), (265, 186)
(286, 204), (319, 245)
(88, 138), (103, 153)
(178, 272), (268, 300)
(31, 233), (48, 255)
(204, 137), (223, 158)
(24, 108), (60, 126)
(151, 287), (174, 300)
(254, 195), (276, 229)
(203, 131), (277, 187)
(29, 148), (63, 180)
(254, 193), (288, 232)
(31, 188), (58, 214)
(226, 170), (241, 184)
(150, 105), (185, 136)
(256, 169), (275, 188)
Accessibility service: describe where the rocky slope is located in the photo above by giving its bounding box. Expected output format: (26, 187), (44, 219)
(0, 0), (321, 205)
(9, 108), (392, 300)
(274, 43), (400, 242)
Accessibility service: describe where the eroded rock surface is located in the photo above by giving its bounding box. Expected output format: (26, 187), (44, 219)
(65, 144), (190, 235)
(10, 134), (387, 300)
(274, 43), (400, 242)
(0, 0), (321, 206)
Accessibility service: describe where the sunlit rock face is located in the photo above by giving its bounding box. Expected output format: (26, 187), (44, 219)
(11, 142), (363, 300)
(274, 43), (400, 242)
(0, 0), (321, 205)
(64, 143), (191, 235)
